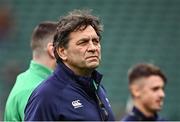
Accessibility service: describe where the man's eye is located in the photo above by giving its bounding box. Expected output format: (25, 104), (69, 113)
(92, 39), (100, 44)
(152, 87), (159, 91)
(79, 41), (86, 44)
(77, 40), (88, 45)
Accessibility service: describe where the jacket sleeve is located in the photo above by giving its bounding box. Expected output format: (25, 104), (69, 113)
(24, 92), (57, 121)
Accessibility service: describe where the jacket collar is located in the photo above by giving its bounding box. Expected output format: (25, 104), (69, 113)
(131, 106), (158, 121)
(54, 62), (103, 89)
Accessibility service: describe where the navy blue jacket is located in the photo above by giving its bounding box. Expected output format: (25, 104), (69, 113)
(25, 62), (115, 121)
(121, 106), (166, 121)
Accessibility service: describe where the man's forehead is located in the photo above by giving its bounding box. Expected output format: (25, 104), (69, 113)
(69, 26), (98, 39)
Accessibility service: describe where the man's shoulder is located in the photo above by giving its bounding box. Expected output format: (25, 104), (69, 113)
(15, 69), (35, 84)
(17, 68), (41, 80)
(6, 71), (30, 99)
(28, 75), (59, 98)
(9, 69), (42, 97)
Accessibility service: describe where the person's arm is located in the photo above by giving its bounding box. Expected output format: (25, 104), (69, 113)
(24, 92), (57, 121)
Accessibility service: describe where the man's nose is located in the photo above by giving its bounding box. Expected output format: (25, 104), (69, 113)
(159, 89), (165, 98)
(87, 41), (96, 51)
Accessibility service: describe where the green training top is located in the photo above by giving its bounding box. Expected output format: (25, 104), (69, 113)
(4, 60), (53, 121)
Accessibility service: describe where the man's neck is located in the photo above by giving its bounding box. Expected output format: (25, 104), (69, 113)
(134, 101), (155, 117)
(63, 62), (93, 77)
(33, 56), (54, 70)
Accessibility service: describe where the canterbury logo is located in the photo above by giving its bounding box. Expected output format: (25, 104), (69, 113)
(72, 100), (83, 109)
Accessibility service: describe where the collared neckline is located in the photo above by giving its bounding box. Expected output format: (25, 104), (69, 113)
(30, 60), (53, 79)
(54, 62), (103, 90)
(131, 106), (158, 121)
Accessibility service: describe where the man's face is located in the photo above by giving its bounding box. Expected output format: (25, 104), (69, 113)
(138, 75), (165, 113)
(58, 25), (101, 75)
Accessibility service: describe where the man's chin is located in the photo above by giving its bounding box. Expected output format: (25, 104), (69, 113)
(154, 106), (162, 112)
(87, 62), (99, 69)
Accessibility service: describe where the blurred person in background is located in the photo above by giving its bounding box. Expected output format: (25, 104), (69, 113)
(121, 63), (167, 121)
(4, 21), (57, 121)
(25, 9), (115, 121)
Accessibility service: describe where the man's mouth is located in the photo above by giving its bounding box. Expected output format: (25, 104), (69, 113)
(156, 99), (163, 106)
(86, 56), (98, 60)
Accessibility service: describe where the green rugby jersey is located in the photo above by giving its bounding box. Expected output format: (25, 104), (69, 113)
(4, 60), (53, 121)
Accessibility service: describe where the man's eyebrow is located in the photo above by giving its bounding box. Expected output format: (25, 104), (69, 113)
(78, 37), (90, 41)
(92, 36), (99, 39)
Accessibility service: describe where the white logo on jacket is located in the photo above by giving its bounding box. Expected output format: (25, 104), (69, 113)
(72, 100), (83, 109)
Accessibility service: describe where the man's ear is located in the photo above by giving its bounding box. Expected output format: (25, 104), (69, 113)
(56, 46), (67, 61)
(130, 84), (141, 98)
(47, 42), (55, 58)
